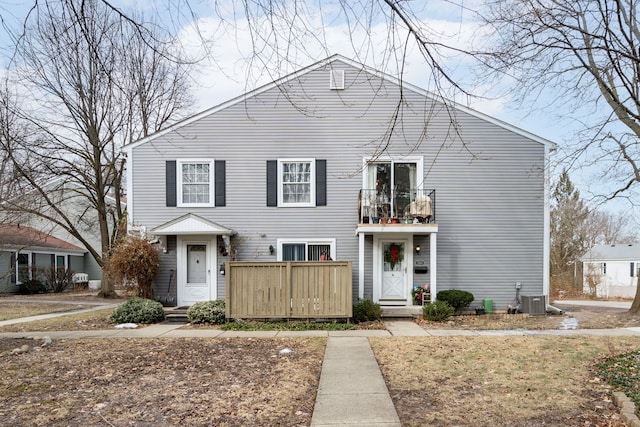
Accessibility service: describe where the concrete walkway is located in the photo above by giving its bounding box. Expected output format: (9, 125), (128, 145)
(311, 336), (401, 427)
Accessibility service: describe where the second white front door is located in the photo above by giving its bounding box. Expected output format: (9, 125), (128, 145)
(375, 238), (412, 305)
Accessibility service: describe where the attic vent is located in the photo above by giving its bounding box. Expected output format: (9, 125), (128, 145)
(329, 70), (345, 90)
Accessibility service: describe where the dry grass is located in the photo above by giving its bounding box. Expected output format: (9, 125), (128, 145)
(0, 302), (85, 321)
(0, 309), (117, 332)
(0, 337), (325, 426)
(2, 295), (640, 425)
(370, 336), (637, 426)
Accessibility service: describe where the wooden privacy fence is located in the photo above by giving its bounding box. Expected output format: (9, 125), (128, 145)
(225, 261), (353, 319)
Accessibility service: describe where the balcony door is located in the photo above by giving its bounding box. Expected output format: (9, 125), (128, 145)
(366, 161), (419, 218)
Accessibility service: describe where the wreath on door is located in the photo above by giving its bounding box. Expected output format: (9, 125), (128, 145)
(384, 243), (404, 268)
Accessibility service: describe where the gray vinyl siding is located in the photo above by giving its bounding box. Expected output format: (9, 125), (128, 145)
(154, 235), (177, 305)
(130, 59), (548, 309)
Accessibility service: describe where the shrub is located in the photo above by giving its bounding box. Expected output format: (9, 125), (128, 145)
(109, 297), (166, 324)
(43, 266), (74, 293)
(422, 300), (455, 321)
(352, 299), (383, 323)
(108, 236), (160, 299)
(187, 300), (226, 324)
(436, 289), (475, 312)
(18, 279), (46, 294)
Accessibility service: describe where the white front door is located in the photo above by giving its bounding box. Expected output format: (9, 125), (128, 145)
(177, 237), (216, 306)
(376, 239), (411, 305)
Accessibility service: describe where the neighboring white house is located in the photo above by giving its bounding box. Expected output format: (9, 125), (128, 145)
(582, 243), (640, 298)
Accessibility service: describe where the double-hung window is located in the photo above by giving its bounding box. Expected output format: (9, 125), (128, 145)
(279, 159), (315, 207)
(178, 159), (214, 207)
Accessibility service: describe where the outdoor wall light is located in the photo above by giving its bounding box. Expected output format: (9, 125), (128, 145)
(415, 245), (421, 255)
(269, 245), (275, 255)
(219, 263), (225, 275)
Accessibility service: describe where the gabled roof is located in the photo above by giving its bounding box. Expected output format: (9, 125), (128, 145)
(582, 243), (640, 262)
(0, 225), (85, 253)
(151, 213), (235, 236)
(122, 54), (557, 153)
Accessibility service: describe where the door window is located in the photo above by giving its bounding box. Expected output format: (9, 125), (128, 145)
(187, 244), (207, 283)
(383, 242), (405, 272)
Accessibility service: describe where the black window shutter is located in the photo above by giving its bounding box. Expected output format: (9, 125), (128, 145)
(215, 160), (226, 207)
(267, 160), (277, 206)
(166, 161), (177, 207)
(316, 159), (327, 206)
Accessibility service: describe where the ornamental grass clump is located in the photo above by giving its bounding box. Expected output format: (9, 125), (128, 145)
(436, 289), (474, 312)
(422, 300), (455, 321)
(187, 300), (226, 324)
(109, 297), (166, 324)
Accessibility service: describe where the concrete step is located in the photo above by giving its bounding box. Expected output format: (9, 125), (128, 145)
(381, 305), (423, 319)
(164, 307), (189, 323)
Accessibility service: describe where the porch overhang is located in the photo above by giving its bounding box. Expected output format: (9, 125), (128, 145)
(355, 223), (438, 304)
(151, 213), (235, 236)
(355, 223), (438, 236)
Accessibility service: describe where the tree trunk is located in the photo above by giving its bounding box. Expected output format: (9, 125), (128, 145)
(97, 256), (119, 298)
(629, 268), (640, 314)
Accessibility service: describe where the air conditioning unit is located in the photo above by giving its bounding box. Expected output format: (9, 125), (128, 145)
(521, 295), (546, 316)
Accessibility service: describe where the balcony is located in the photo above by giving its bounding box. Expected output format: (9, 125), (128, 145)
(358, 188), (436, 225)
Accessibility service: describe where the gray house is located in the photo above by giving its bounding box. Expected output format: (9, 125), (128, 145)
(0, 179), (115, 292)
(123, 55), (553, 309)
(0, 225), (86, 293)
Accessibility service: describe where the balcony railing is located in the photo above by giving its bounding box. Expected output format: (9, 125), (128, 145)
(358, 188), (436, 224)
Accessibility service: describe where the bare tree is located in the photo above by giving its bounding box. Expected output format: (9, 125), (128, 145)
(479, 0), (640, 205)
(479, 0), (640, 309)
(0, 0), (192, 297)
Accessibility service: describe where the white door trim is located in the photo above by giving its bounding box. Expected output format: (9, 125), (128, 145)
(176, 235), (217, 306)
(373, 235), (414, 305)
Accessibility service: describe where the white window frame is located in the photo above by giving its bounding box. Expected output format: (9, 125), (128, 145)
(276, 238), (336, 261)
(361, 156), (424, 190)
(278, 158), (316, 207)
(177, 159), (215, 207)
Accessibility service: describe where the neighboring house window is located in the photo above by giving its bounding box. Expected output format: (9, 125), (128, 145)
(166, 160), (226, 208)
(631, 262), (636, 277)
(266, 159), (327, 207)
(17, 252), (30, 284)
(602, 262), (607, 274)
(278, 239), (336, 261)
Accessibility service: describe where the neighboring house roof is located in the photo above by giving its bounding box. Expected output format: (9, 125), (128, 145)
(0, 225), (86, 254)
(581, 243), (640, 262)
(122, 54), (557, 153)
